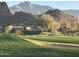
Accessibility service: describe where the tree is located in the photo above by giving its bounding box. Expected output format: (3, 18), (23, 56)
(5, 22), (13, 34)
(40, 14), (60, 35)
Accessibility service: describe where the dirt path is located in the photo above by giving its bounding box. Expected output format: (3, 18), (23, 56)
(17, 35), (79, 51)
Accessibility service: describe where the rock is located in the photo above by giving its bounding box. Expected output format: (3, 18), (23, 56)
(0, 2), (11, 19)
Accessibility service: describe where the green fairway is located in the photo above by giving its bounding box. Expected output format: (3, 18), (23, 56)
(27, 36), (79, 44)
(0, 34), (79, 57)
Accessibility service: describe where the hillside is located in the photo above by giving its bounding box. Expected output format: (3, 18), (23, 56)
(0, 2), (39, 26)
(9, 1), (79, 18)
(9, 11), (39, 26)
(64, 10), (79, 18)
(0, 2), (12, 26)
(9, 1), (53, 15)
(0, 2), (11, 19)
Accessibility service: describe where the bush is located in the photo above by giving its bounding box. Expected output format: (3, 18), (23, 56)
(52, 31), (64, 36)
(38, 32), (51, 37)
(15, 30), (23, 35)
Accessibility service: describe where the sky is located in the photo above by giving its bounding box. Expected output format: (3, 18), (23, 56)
(1, 1), (79, 10)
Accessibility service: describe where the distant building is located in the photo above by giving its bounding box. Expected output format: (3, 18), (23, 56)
(0, 26), (5, 32)
(0, 25), (43, 34)
(26, 27), (31, 30)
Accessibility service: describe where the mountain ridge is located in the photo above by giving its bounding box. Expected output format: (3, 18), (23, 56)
(9, 1), (53, 15)
(8, 1), (79, 18)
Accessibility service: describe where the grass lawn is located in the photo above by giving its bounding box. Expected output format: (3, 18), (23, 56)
(27, 35), (79, 44)
(0, 34), (79, 57)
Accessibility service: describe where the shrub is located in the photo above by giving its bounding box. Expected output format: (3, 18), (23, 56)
(38, 32), (51, 37)
(15, 30), (23, 35)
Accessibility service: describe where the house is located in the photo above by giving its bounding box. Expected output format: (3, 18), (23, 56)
(24, 27), (32, 31)
(22, 26), (43, 34)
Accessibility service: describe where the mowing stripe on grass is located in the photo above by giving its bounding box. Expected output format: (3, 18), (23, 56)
(17, 35), (79, 51)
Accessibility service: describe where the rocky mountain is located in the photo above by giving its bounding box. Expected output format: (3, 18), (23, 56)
(9, 1), (79, 18)
(45, 9), (78, 20)
(0, 2), (12, 26)
(0, 2), (11, 18)
(9, 1), (53, 15)
(0, 2), (40, 26)
(9, 11), (40, 26)
(64, 10), (79, 18)
(44, 9), (79, 32)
